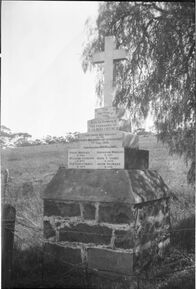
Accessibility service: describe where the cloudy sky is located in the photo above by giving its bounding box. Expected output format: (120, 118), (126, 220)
(2, 1), (99, 138)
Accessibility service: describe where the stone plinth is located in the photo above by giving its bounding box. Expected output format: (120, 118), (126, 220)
(42, 167), (170, 284)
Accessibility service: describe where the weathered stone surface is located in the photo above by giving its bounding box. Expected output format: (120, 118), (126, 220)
(59, 223), (112, 245)
(125, 149), (149, 169)
(98, 203), (134, 224)
(42, 168), (170, 203)
(44, 221), (56, 239)
(87, 248), (133, 275)
(83, 203), (96, 220)
(128, 171), (170, 202)
(134, 198), (170, 247)
(43, 244), (84, 288)
(44, 243), (82, 265)
(44, 200), (80, 217)
(114, 230), (135, 249)
(43, 168), (134, 202)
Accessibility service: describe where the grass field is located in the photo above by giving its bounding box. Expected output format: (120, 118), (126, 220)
(2, 135), (194, 223)
(2, 135), (193, 193)
(1, 135), (195, 288)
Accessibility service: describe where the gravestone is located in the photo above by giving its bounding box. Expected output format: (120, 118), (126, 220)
(43, 36), (170, 288)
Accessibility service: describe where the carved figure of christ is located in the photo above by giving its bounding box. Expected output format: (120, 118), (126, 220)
(92, 36), (128, 107)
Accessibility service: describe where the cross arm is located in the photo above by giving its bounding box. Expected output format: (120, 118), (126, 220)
(113, 49), (128, 60)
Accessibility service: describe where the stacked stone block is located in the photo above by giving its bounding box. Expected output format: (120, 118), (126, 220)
(43, 168), (170, 282)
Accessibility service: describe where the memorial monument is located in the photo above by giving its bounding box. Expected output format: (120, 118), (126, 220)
(43, 36), (170, 288)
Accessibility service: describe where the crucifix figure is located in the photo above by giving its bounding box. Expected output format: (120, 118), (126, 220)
(92, 36), (128, 107)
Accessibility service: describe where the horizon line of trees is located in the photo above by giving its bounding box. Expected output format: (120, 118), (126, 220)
(1, 125), (154, 149)
(0, 125), (80, 148)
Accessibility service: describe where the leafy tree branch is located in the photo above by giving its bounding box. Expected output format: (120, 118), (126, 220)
(81, 1), (195, 184)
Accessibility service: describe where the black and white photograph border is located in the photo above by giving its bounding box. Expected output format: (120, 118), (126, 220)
(1, 1), (195, 289)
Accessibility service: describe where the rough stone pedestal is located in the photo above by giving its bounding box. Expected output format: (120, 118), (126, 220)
(42, 166), (170, 288)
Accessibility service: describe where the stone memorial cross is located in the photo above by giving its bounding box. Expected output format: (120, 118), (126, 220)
(92, 36), (128, 107)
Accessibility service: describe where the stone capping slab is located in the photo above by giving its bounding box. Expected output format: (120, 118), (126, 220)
(42, 168), (170, 203)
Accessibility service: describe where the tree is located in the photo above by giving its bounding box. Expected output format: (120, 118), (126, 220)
(82, 1), (195, 185)
(1, 125), (11, 133)
(65, 132), (79, 143)
(14, 132), (32, 147)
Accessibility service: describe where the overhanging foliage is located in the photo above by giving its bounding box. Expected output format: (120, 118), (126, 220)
(82, 2), (195, 185)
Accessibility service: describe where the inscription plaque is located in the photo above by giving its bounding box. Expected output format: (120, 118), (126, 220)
(68, 148), (124, 169)
(87, 118), (119, 132)
(77, 131), (139, 149)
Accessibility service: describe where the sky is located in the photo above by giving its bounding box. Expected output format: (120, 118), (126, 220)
(2, 1), (153, 139)
(2, 1), (99, 138)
